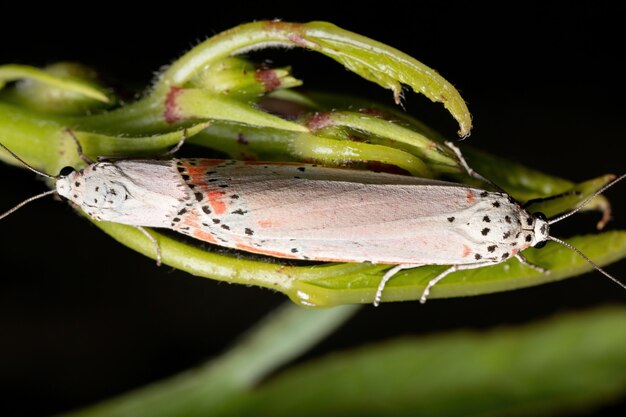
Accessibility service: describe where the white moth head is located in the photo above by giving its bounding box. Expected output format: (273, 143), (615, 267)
(55, 166), (81, 202)
(530, 212), (549, 248)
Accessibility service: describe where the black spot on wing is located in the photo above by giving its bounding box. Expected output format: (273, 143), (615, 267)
(481, 228), (490, 236)
(447, 217), (455, 223)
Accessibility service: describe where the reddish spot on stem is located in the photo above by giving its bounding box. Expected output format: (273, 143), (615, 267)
(287, 33), (309, 47)
(237, 133), (249, 145)
(262, 20), (312, 47)
(255, 68), (281, 92)
(164, 86), (184, 124)
(306, 112), (333, 131)
(466, 191), (475, 203)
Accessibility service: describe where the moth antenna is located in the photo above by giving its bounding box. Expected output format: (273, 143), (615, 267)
(547, 236), (626, 291)
(0, 142), (60, 220)
(0, 190), (58, 220)
(0, 142), (57, 180)
(549, 174), (626, 225)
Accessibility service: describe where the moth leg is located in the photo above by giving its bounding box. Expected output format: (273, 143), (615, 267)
(444, 141), (506, 193)
(420, 262), (496, 304)
(159, 128), (188, 157)
(374, 264), (423, 306)
(136, 226), (162, 266)
(64, 128), (95, 164)
(514, 253), (549, 274)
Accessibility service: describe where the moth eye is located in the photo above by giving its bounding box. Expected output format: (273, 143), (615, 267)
(533, 240), (547, 249)
(59, 166), (75, 177)
(534, 212), (547, 221)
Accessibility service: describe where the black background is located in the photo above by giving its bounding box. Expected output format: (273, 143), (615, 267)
(1, 3), (625, 416)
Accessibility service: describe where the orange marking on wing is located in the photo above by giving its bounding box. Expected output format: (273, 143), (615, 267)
(181, 211), (201, 228)
(463, 245), (472, 257)
(185, 167), (206, 176)
(235, 243), (299, 259)
(466, 191), (475, 203)
(192, 229), (218, 244)
(207, 190), (227, 215)
(258, 219), (275, 228)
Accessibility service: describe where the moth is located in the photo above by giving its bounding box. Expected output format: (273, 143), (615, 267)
(1, 138), (624, 305)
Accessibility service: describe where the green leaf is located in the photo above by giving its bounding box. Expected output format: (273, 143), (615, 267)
(173, 89), (308, 132)
(0, 64), (110, 103)
(234, 307), (626, 417)
(158, 21), (471, 137)
(289, 133), (433, 177)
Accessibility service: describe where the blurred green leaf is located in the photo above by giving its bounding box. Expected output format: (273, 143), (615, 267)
(60, 306), (626, 417)
(0, 63), (110, 104)
(230, 307), (626, 417)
